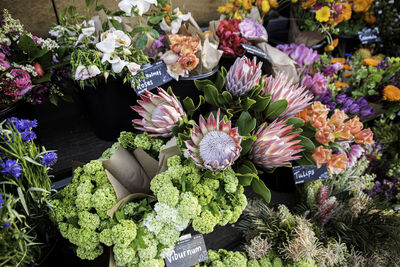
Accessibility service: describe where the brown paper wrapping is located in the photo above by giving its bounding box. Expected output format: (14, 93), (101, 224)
(157, 137), (182, 174)
(289, 10), (324, 46)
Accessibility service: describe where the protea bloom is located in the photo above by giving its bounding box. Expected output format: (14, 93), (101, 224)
(225, 56), (262, 97)
(262, 72), (313, 119)
(132, 88), (186, 136)
(249, 120), (303, 169)
(185, 110), (242, 171)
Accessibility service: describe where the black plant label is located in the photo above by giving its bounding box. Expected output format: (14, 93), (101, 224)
(292, 164), (329, 184)
(358, 27), (381, 44)
(165, 234), (208, 267)
(134, 61), (173, 95)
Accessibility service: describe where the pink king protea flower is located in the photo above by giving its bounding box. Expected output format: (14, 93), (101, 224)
(249, 120), (304, 169)
(262, 72), (313, 119)
(132, 88), (186, 136)
(185, 109), (242, 171)
(225, 56), (262, 97)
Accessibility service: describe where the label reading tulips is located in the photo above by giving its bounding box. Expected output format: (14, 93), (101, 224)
(241, 43), (270, 61)
(165, 234), (208, 267)
(292, 164), (329, 184)
(134, 61), (173, 95)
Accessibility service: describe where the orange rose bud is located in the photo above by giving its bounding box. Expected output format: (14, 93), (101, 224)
(344, 116), (363, 135)
(330, 109), (348, 126)
(34, 62), (45, 77)
(327, 153), (348, 174)
(178, 53), (199, 71)
(354, 129), (374, 145)
(316, 126), (335, 146)
(312, 146), (332, 168)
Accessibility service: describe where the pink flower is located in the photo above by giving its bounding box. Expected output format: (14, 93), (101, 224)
(311, 72), (328, 95)
(0, 52), (10, 69)
(239, 18), (268, 40)
(301, 75), (313, 89)
(10, 69), (32, 95)
(347, 145), (364, 168)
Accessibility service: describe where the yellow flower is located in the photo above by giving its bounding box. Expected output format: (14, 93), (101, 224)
(292, 0), (298, 3)
(262, 0), (271, 13)
(302, 0), (316, 9)
(383, 85), (400, 101)
(243, 0), (253, 10)
(316, 6), (331, 22)
(268, 0), (278, 8)
(217, 6), (226, 13)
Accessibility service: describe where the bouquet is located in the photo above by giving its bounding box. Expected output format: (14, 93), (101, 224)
(217, 0), (282, 20)
(0, 9), (67, 107)
(0, 118), (57, 265)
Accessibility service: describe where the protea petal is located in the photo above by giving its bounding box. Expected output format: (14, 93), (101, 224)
(262, 72), (313, 119)
(249, 120), (304, 169)
(185, 109), (242, 171)
(131, 88), (186, 136)
(225, 56), (262, 97)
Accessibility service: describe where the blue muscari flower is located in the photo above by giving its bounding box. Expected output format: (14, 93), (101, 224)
(3, 222), (10, 228)
(0, 193), (4, 210)
(345, 53), (352, 57)
(1, 159), (22, 178)
(20, 130), (37, 143)
(6, 117), (37, 133)
(42, 152), (58, 167)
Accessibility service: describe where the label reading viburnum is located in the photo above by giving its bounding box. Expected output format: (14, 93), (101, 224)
(134, 61), (173, 95)
(292, 164), (329, 184)
(165, 234), (208, 267)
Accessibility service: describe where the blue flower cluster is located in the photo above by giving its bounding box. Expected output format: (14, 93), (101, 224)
(0, 193), (4, 211)
(7, 117), (37, 143)
(42, 152), (58, 167)
(0, 159), (22, 178)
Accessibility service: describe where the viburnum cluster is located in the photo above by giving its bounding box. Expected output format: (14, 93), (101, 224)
(296, 101), (374, 174)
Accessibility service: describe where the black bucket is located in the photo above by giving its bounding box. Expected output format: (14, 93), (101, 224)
(0, 102), (20, 120)
(260, 167), (296, 193)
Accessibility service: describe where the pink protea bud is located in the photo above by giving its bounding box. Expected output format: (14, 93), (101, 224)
(185, 109), (242, 171)
(132, 88), (186, 137)
(225, 56), (262, 97)
(249, 120), (304, 169)
(262, 72), (313, 119)
(317, 185), (330, 206)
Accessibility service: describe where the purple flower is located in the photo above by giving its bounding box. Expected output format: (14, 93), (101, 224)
(319, 91), (332, 104)
(347, 145), (364, 167)
(301, 75), (313, 89)
(30, 84), (50, 104)
(239, 18), (268, 40)
(336, 93), (347, 104)
(1, 159), (22, 178)
(322, 62), (343, 77)
(1, 44), (11, 57)
(356, 97), (369, 108)
(326, 102), (337, 110)
(7, 118), (37, 132)
(10, 69), (32, 95)
(0, 194), (4, 210)
(0, 52), (10, 69)
(20, 130), (36, 142)
(277, 43), (319, 66)
(349, 103), (360, 114)
(149, 35), (165, 55)
(42, 152), (58, 167)
(343, 97), (355, 109)
(276, 44), (291, 54)
(311, 72), (328, 95)
(360, 106), (374, 117)
(3, 222), (10, 228)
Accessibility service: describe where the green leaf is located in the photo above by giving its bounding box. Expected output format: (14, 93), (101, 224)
(296, 151), (315, 166)
(251, 94), (271, 112)
(60, 8), (67, 20)
(86, 0), (95, 8)
(148, 28), (160, 40)
(132, 26), (147, 36)
(68, 6), (77, 17)
(18, 187), (30, 215)
(33, 73), (52, 84)
(240, 98), (257, 111)
(296, 135), (315, 152)
(240, 138), (254, 156)
(23, 156), (42, 166)
(252, 179), (271, 203)
(18, 34), (37, 57)
(49, 94), (59, 106)
(287, 118), (305, 128)
(110, 19), (123, 31)
(115, 209), (125, 221)
(204, 84), (219, 106)
(236, 173), (254, 186)
(301, 124), (316, 139)
(215, 70), (226, 91)
(237, 111), (256, 136)
(266, 99), (288, 119)
(136, 33), (148, 51)
(194, 79), (214, 92)
(183, 97), (195, 113)
(148, 15), (164, 25)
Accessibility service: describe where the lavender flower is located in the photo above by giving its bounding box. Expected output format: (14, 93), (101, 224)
(1, 159), (22, 178)
(7, 118), (38, 132)
(42, 152), (58, 167)
(360, 106), (375, 117)
(239, 18), (268, 40)
(311, 72), (328, 95)
(322, 62), (343, 77)
(319, 91), (332, 104)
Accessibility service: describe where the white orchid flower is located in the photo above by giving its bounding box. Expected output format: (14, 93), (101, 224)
(127, 62), (140, 75)
(160, 8), (191, 34)
(118, 0), (158, 16)
(96, 37), (116, 64)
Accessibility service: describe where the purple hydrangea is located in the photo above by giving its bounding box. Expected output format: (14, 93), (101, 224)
(42, 152), (58, 167)
(1, 159), (22, 178)
(239, 18), (268, 40)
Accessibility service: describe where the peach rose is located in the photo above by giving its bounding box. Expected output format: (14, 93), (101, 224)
(330, 109), (348, 127)
(327, 153), (348, 174)
(180, 44), (194, 56)
(334, 124), (353, 141)
(312, 146), (332, 168)
(344, 116), (363, 135)
(311, 101), (330, 119)
(190, 36), (201, 52)
(316, 126), (335, 146)
(171, 43), (183, 54)
(178, 53), (199, 71)
(354, 129), (374, 145)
